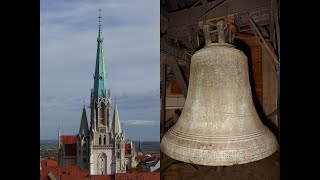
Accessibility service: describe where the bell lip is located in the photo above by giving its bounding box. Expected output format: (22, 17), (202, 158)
(160, 127), (279, 166)
(205, 42), (234, 47)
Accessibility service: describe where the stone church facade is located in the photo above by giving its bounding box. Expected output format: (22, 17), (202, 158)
(58, 12), (127, 175)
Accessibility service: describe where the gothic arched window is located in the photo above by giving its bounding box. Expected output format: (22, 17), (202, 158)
(98, 153), (107, 175)
(101, 102), (105, 124)
(104, 135), (106, 145)
(99, 135), (101, 145)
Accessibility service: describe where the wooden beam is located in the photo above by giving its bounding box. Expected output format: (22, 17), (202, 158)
(167, 0), (270, 29)
(161, 6), (169, 18)
(234, 35), (272, 42)
(162, 51), (188, 98)
(247, 12), (279, 69)
(160, 64), (167, 134)
(168, 57), (188, 98)
(274, 0), (280, 145)
(269, 0), (275, 45)
(191, 0), (202, 8)
(160, 38), (188, 64)
(198, 0), (228, 20)
(275, 2), (280, 63)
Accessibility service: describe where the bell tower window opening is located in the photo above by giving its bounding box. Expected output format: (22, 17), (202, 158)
(104, 135), (106, 145)
(101, 103), (105, 124)
(96, 105), (99, 125)
(99, 135), (101, 145)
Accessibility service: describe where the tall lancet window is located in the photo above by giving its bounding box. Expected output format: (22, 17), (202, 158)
(101, 102), (105, 124)
(104, 135), (106, 145)
(98, 153), (107, 175)
(99, 135), (101, 145)
(106, 101), (110, 120)
(96, 103), (99, 124)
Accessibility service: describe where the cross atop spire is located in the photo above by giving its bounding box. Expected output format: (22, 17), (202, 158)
(98, 8), (103, 41)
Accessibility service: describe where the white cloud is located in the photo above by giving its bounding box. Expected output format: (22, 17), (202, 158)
(122, 120), (158, 126)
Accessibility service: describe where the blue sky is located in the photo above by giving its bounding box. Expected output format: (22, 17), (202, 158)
(40, 0), (160, 141)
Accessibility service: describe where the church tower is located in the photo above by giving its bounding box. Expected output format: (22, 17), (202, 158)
(59, 9), (128, 175)
(88, 9), (113, 175)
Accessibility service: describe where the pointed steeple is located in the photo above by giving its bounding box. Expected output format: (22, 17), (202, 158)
(112, 105), (122, 134)
(93, 8), (107, 98)
(79, 106), (89, 135)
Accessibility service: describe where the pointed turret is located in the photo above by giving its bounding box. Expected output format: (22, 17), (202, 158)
(79, 106), (89, 135)
(93, 8), (108, 98)
(112, 105), (122, 134)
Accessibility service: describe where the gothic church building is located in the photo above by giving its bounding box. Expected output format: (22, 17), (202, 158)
(58, 12), (127, 175)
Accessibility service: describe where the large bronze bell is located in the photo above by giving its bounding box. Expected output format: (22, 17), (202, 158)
(161, 22), (278, 166)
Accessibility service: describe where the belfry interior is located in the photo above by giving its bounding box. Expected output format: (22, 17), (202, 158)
(160, 0), (280, 179)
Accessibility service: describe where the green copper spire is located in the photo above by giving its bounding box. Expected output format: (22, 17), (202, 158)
(93, 8), (107, 98)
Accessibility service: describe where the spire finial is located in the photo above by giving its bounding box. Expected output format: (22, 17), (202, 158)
(83, 100), (85, 108)
(98, 8), (103, 40)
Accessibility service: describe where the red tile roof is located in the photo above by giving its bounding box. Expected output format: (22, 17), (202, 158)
(135, 155), (151, 163)
(62, 175), (113, 180)
(81, 175), (113, 180)
(40, 166), (114, 180)
(125, 143), (131, 155)
(41, 166), (87, 180)
(40, 160), (58, 169)
(61, 135), (77, 144)
(115, 173), (160, 180)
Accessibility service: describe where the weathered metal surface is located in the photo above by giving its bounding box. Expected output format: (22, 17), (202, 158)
(216, 20), (225, 43)
(161, 43), (278, 166)
(203, 24), (212, 45)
